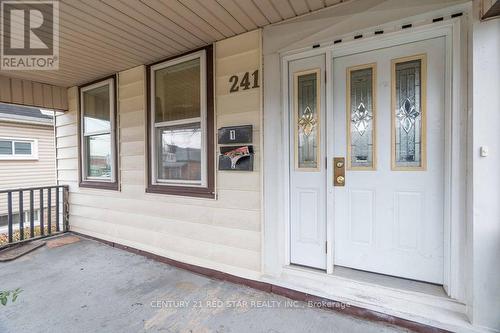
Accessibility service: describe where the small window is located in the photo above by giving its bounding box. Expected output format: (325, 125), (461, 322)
(15, 142), (32, 155)
(0, 138), (37, 160)
(23, 209), (40, 224)
(147, 46), (214, 198)
(347, 63), (376, 170)
(391, 54), (427, 170)
(0, 140), (12, 155)
(294, 69), (321, 171)
(79, 76), (118, 190)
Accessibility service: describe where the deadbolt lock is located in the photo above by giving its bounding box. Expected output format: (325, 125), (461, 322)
(333, 157), (345, 187)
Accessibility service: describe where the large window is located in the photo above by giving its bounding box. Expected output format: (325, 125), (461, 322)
(79, 76), (118, 190)
(147, 46), (214, 198)
(0, 138), (37, 160)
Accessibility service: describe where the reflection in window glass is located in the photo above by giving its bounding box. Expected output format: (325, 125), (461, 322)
(14, 142), (32, 155)
(81, 78), (114, 183)
(296, 71), (319, 170)
(348, 66), (374, 169)
(83, 85), (110, 134)
(155, 58), (200, 123)
(156, 123), (201, 182)
(151, 52), (207, 187)
(86, 134), (111, 178)
(394, 58), (423, 168)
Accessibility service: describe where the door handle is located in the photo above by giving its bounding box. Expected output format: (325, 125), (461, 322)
(334, 157), (345, 187)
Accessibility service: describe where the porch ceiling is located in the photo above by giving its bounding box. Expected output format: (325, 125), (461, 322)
(0, 0), (348, 88)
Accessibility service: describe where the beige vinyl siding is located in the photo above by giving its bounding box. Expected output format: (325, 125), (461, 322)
(0, 121), (56, 216)
(56, 30), (263, 279)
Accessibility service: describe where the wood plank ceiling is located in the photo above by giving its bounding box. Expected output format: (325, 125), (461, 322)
(0, 0), (346, 88)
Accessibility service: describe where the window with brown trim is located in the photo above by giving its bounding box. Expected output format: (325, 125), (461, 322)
(146, 45), (215, 198)
(78, 75), (118, 190)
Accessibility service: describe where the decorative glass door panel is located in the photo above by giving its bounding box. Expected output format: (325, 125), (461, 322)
(347, 64), (376, 169)
(392, 54), (426, 170)
(295, 69), (320, 171)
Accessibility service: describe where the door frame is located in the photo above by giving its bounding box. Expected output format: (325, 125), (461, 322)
(279, 17), (466, 299)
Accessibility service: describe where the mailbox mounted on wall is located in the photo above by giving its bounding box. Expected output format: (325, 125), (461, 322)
(218, 125), (252, 144)
(219, 145), (254, 171)
(218, 125), (254, 171)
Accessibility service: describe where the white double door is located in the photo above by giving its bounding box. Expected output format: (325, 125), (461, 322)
(289, 37), (445, 283)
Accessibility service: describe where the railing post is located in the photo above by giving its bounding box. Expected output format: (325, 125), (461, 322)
(30, 190), (34, 238)
(63, 186), (69, 232)
(56, 187), (60, 232)
(39, 189), (44, 236)
(47, 188), (52, 235)
(19, 191), (24, 241)
(7, 192), (12, 243)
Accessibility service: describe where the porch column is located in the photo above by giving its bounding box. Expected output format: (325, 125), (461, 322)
(471, 6), (500, 330)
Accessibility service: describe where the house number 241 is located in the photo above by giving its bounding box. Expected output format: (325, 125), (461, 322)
(229, 70), (259, 93)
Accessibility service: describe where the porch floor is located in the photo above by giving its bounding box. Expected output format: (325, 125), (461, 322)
(0, 235), (408, 333)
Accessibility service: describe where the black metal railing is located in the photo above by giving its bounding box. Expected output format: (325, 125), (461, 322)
(0, 185), (69, 248)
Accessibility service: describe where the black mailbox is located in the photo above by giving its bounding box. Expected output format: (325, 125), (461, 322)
(218, 145), (254, 171)
(218, 125), (252, 144)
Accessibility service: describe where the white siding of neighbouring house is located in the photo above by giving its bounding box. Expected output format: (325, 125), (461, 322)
(0, 121), (56, 216)
(56, 30), (263, 279)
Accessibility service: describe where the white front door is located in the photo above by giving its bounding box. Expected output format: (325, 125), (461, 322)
(289, 55), (327, 270)
(332, 37), (446, 283)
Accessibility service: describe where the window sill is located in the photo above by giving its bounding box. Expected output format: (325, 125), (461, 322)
(0, 156), (38, 161)
(79, 180), (119, 191)
(146, 184), (215, 199)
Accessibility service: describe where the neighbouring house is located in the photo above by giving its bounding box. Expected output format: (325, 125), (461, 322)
(0, 103), (56, 237)
(0, 0), (499, 332)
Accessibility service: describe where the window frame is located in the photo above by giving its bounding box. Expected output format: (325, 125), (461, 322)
(78, 75), (119, 190)
(146, 46), (215, 199)
(0, 137), (38, 160)
(151, 51), (207, 187)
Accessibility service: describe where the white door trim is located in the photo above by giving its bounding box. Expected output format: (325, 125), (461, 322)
(279, 16), (467, 300)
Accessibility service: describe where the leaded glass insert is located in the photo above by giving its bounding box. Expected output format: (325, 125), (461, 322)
(393, 58), (424, 168)
(296, 71), (319, 170)
(348, 66), (374, 169)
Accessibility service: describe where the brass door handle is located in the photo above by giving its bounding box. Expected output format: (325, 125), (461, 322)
(334, 157), (345, 187)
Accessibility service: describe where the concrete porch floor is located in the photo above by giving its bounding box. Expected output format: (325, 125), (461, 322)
(0, 236), (409, 333)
